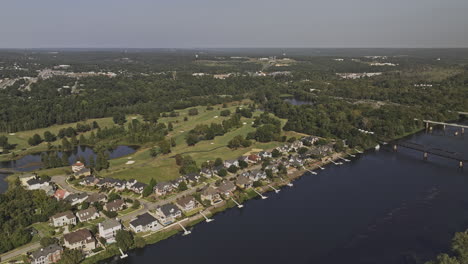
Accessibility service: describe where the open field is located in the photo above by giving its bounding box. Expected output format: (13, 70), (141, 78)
(97, 100), (304, 184)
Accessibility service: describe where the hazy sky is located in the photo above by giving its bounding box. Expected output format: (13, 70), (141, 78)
(1, 0), (468, 48)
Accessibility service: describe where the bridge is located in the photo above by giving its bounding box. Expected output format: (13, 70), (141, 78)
(394, 141), (466, 168)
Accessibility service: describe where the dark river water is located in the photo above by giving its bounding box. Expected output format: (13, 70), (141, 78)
(102, 126), (467, 264)
(0, 145), (136, 193)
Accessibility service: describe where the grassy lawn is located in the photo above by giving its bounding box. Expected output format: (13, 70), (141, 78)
(183, 207), (203, 217)
(97, 101), (304, 184)
(118, 205), (141, 217)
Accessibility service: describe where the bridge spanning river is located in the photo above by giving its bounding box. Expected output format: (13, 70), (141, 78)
(395, 141), (466, 167)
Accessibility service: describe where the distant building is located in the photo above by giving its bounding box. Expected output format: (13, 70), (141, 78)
(71, 161), (85, 173)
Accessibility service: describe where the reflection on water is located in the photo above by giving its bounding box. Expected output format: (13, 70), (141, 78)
(0, 145), (136, 193)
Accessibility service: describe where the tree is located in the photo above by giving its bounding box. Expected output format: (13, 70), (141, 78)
(116, 230), (134, 251)
(168, 122), (174, 131)
(113, 112), (127, 125)
(188, 108), (199, 116)
(92, 121), (100, 129)
(108, 193), (121, 202)
(28, 134), (43, 146)
(178, 181), (188, 191)
(272, 149), (281, 158)
(227, 165), (238, 173)
(134, 236), (146, 248)
(186, 133), (199, 146)
(143, 178), (157, 197)
(62, 138), (72, 151)
(238, 160), (248, 169)
(40, 237), (58, 247)
(298, 147), (309, 155)
(61, 152), (69, 167)
(58, 249), (83, 264)
(220, 109), (231, 116)
(218, 168), (227, 177)
(214, 158), (223, 167)
(452, 232), (468, 263)
(159, 140), (171, 154)
(149, 146), (160, 157)
(43, 131), (56, 142)
(131, 199), (140, 209)
(265, 169), (274, 179)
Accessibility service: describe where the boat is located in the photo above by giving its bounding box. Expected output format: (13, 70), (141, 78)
(375, 144), (380, 150)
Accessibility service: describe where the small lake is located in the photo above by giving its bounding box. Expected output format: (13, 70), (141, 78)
(0, 145), (137, 193)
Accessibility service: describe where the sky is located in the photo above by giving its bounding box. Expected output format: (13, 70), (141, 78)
(1, 0), (468, 48)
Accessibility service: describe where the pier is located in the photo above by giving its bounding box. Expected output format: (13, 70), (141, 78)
(119, 248), (128, 259)
(200, 211), (214, 223)
(307, 169), (317, 175)
(339, 157), (351, 162)
(177, 222), (191, 236)
(231, 197), (244, 208)
(268, 185), (280, 193)
(423, 120), (467, 134)
(253, 188), (267, 199)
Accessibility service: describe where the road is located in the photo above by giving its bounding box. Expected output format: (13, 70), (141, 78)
(0, 241), (40, 262)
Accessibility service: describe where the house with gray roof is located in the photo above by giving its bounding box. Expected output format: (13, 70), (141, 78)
(65, 193), (89, 206)
(129, 213), (161, 233)
(236, 175), (253, 189)
(30, 244), (62, 264)
(63, 229), (96, 252)
(217, 181), (236, 197)
(98, 218), (122, 243)
(156, 204), (182, 225)
(76, 207), (99, 222)
(104, 199), (125, 212)
(154, 182), (173, 196)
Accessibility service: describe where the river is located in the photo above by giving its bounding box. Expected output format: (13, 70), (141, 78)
(0, 145), (136, 193)
(102, 125), (467, 264)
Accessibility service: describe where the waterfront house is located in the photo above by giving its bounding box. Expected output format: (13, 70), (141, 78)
(76, 207), (100, 223)
(65, 193), (89, 206)
(79, 176), (99, 187)
(104, 199), (125, 212)
(50, 211), (76, 227)
(176, 195), (197, 212)
(236, 175), (253, 189)
(156, 204), (182, 225)
(26, 178), (50, 190)
(128, 182), (147, 194)
(98, 218), (122, 243)
(129, 213), (161, 233)
(54, 189), (70, 200)
(249, 170), (267, 182)
(86, 193), (107, 204)
(259, 151), (272, 159)
(30, 244), (62, 264)
(217, 181), (236, 197)
(201, 186), (222, 204)
(154, 182), (173, 196)
(63, 229), (96, 252)
(224, 159), (239, 168)
(248, 154), (261, 163)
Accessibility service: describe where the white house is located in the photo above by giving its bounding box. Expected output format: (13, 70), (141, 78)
(98, 219), (122, 243)
(129, 213), (161, 233)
